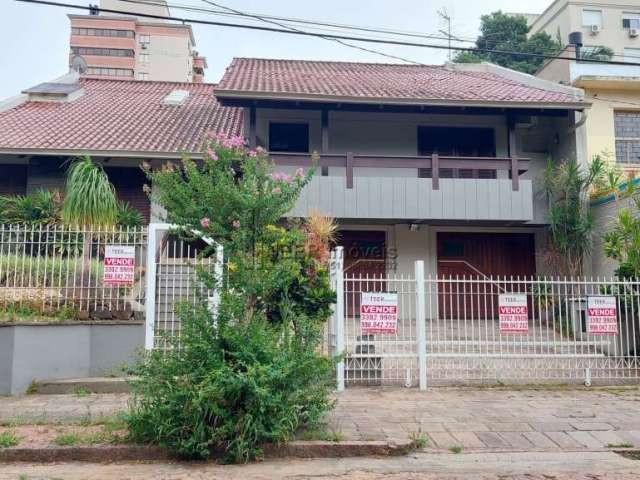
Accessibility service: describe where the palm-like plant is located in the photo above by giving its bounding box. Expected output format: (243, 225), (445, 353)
(62, 156), (118, 264)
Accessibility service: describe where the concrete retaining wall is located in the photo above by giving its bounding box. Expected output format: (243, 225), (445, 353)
(0, 321), (144, 395)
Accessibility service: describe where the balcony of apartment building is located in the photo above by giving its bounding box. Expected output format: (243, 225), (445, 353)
(192, 55), (206, 83)
(243, 106), (573, 224)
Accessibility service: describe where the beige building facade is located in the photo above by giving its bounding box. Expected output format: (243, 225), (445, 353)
(69, 0), (206, 82)
(526, 0), (640, 59)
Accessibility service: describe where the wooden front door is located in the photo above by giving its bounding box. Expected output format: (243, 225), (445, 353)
(437, 233), (536, 319)
(338, 230), (386, 317)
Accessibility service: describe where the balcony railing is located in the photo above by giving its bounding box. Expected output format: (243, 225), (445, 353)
(270, 153), (529, 191)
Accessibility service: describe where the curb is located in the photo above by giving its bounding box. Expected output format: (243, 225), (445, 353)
(0, 440), (415, 463)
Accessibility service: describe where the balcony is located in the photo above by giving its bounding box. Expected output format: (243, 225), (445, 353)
(272, 153), (534, 222)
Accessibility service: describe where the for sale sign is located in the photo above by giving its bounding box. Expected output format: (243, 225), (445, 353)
(103, 245), (136, 286)
(499, 293), (529, 334)
(360, 292), (398, 334)
(587, 296), (618, 335)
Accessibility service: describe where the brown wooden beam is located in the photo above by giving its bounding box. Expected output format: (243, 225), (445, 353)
(346, 151), (354, 189)
(508, 116), (519, 191)
(432, 153), (439, 190)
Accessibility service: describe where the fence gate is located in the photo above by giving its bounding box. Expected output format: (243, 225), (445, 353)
(145, 223), (222, 350)
(330, 248), (640, 388)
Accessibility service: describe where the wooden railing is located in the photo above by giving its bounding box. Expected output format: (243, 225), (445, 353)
(270, 152), (529, 191)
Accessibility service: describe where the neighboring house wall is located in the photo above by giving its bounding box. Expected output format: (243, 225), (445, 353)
(529, 0), (640, 54)
(591, 195), (631, 277)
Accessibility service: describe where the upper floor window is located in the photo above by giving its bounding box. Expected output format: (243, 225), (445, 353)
(582, 9), (603, 28)
(71, 47), (134, 57)
(85, 67), (134, 77)
(137, 72), (149, 81)
(622, 14), (640, 29)
(71, 27), (134, 38)
(139, 34), (151, 46)
(615, 111), (640, 164)
(268, 123), (309, 153)
(139, 53), (150, 64)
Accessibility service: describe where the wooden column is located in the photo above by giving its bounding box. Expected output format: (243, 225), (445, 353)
(321, 109), (329, 176)
(431, 153), (439, 190)
(248, 105), (256, 149)
(508, 116), (519, 191)
(346, 152), (354, 189)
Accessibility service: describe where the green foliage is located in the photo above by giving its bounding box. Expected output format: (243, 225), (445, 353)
(129, 135), (336, 462)
(542, 156), (605, 276)
(580, 45), (614, 61)
(409, 430), (429, 449)
(62, 156), (118, 228)
(0, 255), (102, 288)
(0, 431), (20, 448)
(53, 433), (81, 446)
(116, 202), (144, 228)
(603, 183), (640, 278)
(0, 190), (62, 225)
(454, 11), (561, 74)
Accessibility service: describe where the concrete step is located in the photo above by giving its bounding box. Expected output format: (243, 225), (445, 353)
(34, 376), (133, 394)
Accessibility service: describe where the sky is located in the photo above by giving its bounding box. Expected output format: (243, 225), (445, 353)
(0, 0), (552, 99)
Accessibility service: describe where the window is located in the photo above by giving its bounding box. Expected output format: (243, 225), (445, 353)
(268, 123), (309, 152)
(582, 9), (603, 28)
(440, 240), (465, 258)
(85, 67), (134, 77)
(418, 127), (495, 157)
(137, 72), (149, 81)
(71, 27), (134, 38)
(70, 47), (134, 57)
(139, 53), (150, 64)
(139, 34), (150, 45)
(622, 14), (640, 29)
(615, 111), (640, 164)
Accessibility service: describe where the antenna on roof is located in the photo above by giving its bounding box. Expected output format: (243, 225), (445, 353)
(89, 3), (99, 15)
(70, 55), (87, 74)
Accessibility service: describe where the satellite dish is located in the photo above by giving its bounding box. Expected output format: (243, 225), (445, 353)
(70, 55), (87, 74)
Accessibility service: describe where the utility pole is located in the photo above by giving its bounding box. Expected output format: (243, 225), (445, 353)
(437, 7), (452, 61)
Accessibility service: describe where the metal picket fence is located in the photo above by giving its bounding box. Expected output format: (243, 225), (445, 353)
(329, 248), (640, 388)
(0, 224), (147, 316)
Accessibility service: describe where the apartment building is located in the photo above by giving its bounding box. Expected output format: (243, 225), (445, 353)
(69, 0), (206, 82)
(524, 0), (640, 60)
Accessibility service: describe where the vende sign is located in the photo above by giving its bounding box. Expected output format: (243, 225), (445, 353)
(499, 293), (529, 334)
(360, 292), (398, 334)
(103, 245), (135, 286)
(587, 296), (618, 335)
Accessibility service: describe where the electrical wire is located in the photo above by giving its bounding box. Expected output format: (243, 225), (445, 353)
(14, 0), (640, 67)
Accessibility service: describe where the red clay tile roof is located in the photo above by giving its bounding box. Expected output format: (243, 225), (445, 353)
(216, 58), (584, 107)
(0, 78), (243, 155)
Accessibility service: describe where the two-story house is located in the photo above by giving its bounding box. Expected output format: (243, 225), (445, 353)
(214, 58), (588, 281)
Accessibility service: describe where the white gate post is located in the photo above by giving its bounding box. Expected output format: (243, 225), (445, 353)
(208, 244), (224, 321)
(144, 223), (160, 350)
(334, 246), (345, 392)
(415, 260), (427, 390)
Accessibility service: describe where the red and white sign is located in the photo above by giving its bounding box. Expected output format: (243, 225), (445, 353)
(103, 245), (136, 286)
(360, 292), (398, 334)
(587, 296), (618, 335)
(499, 294), (529, 334)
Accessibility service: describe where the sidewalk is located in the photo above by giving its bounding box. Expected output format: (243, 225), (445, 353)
(2, 387), (640, 451)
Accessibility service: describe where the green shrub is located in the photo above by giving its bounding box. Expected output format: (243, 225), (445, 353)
(127, 302), (334, 462)
(0, 431), (20, 448)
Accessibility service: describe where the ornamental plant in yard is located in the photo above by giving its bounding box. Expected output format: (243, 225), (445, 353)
(127, 133), (336, 462)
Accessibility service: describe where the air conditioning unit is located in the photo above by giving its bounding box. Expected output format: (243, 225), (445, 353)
(590, 24), (601, 34)
(630, 28), (640, 38)
(140, 43), (148, 49)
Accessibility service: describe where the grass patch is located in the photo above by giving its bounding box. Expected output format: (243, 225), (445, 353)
(608, 442), (634, 449)
(296, 426), (344, 442)
(0, 431), (20, 448)
(53, 433), (81, 446)
(409, 430), (429, 449)
(449, 445), (463, 454)
(72, 387), (90, 397)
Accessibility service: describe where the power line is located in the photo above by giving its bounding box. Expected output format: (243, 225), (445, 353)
(14, 0), (640, 67)
(198, 0), (424, 66)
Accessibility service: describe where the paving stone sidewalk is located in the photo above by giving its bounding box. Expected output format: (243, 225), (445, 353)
(2, 387), (640, 451)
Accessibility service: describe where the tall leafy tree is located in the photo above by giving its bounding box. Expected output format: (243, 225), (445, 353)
(454, 11), (561, 74)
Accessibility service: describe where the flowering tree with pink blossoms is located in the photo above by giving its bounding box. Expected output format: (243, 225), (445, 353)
(130, 133), (336, 462)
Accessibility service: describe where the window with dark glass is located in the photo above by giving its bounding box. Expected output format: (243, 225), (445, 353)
(417, 126), (496, 179)
(268, 123), (309, 152)
(71, 47), (134, 57)
(615, 111), (640, 164)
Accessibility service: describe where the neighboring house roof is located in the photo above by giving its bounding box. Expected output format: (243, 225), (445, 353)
(215, 58), (586, 108)
(0, 78), (243, 157)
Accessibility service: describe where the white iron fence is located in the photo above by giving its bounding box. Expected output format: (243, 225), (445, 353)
(0, 224), (147, 318)
(329, 248), (640, 388)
